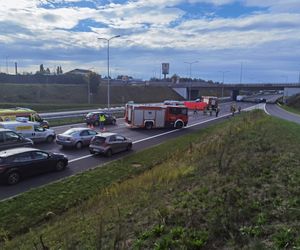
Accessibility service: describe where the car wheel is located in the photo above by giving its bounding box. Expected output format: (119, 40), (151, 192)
(75, 141), (83, 149)
(55, 161), (65, 171)
(7, 171), (20, 185)
(46, 135), (54, 143)
(126, 144), (132, 151)
(111, 119), (116, 125)
(175, 121), (183, 129)
(145, 122), (153, 130)
(94, 121), (99, 127)
(106, 149), (112, 157)
(90, 150), (95, 155)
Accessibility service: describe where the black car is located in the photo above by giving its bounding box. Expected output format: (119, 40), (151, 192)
(0, 148), (68, 185)
(85, 112), (117, 126)
(0, 128), (33, 151)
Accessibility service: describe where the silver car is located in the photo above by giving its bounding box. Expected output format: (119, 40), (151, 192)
(56, 128), (98, 149)
(89, 132), (132, 157)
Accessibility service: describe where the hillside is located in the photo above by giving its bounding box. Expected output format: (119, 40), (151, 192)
(1, 110), (300, 249)
(287, 93), (300, 109)
(0, 83), (183, 105)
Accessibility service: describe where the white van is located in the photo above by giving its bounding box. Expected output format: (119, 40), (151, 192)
(0, 120), (56, 143)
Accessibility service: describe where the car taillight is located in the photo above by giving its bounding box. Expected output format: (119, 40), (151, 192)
(0, 166), (7, 174)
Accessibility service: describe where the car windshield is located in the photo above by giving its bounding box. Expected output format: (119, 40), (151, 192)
(86, 113), (94, 117)
(63, 129), (78, 135)
(93, 136), (106, 144)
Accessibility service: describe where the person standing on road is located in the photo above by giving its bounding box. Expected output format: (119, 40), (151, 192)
(238, 106), (241, 114)
(230, 104), (236, 116)
(209, 107), (213, 116)
(99, 114), (106, 131)
(216, 106), (220, 117)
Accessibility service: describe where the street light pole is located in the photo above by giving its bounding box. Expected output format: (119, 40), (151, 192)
(98, 35), (120, 110)
(184, 61), (198, 100)
(219, 71), (230, 97)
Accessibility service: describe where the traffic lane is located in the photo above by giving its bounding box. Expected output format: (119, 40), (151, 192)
(37, 101), (253, 161)
(0, 101), (258, 201)
(0, 113), (234, 201)
(266, 104), (300, 124)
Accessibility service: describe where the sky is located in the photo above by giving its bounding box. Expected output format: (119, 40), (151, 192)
(0, 0), (299, 83)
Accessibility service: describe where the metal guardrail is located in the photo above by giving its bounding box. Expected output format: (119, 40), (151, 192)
(40, 98), (233, 120)
(40, 107), (125, 120)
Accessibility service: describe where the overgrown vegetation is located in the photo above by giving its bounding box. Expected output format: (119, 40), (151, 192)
(1, 110), (300, 249)
(282, 93), (300, 114)
(0, 83), (183, 107)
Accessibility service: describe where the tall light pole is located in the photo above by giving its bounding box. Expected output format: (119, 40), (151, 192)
(98, 35), (121, 110)
(184, 61), (198, 100)
(219, 70), (230, 97)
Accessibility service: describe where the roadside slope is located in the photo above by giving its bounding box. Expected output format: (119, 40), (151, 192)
(1, 110), (300, 249)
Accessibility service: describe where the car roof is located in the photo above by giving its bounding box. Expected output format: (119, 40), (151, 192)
(0, 147), (40, 157)
(65, 127), (90, 132)
(95, 132), (117, 137)
(0, 128), (15, 132)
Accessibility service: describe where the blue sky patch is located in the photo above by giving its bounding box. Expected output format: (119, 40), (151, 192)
(70, 18), (108, 32)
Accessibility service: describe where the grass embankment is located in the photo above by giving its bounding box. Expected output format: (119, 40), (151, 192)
(281, 94), (300, 115)
(0, 83), (183, 107)
(1, 110), (300, 249)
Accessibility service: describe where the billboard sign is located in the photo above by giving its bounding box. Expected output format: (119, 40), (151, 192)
(162, 63), (169, 75)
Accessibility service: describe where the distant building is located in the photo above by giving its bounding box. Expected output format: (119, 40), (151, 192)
(65, 69), (93, 76)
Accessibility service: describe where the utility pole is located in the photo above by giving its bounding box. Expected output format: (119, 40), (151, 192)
(6, 56), (8, 74)
(184, 61), (198, 100)
(239, 62), (243, 84)
(98, 35), (121, 110)
(15, 62), (18, 75)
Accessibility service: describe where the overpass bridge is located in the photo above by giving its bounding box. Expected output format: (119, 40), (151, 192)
(168, 83), (300, 100)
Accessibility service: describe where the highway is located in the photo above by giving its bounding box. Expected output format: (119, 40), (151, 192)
(0, 99), (284, 201)
(266, 103), (300, 124)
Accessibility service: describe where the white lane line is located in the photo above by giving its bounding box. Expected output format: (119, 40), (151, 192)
(263, 104), (270, 115)
(69, 154), (94, 163)
(69, 112), (233, 163)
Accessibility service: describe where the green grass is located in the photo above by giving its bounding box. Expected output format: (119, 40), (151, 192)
(1, 110), (300, 249)
(0, 83), (183, 108)
(279, 103), (300, 116)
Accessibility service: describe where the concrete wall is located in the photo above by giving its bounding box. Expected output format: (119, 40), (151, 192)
(284, 87), (300, 103)
(173, 87), (187, 99)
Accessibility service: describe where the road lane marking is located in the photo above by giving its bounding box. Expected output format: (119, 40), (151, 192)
(69, 112), (233, 163)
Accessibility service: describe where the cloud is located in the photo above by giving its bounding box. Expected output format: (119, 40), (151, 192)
(0, 0), (299, 83)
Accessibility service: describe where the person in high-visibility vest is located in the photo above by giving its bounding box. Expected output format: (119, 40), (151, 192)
(99, 114), (106, 130)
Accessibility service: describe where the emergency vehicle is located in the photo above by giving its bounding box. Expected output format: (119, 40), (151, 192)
(125, 103), (188, 129)
(184, 96), (219, 111)
(0, 119), (55, 143)
(0, 107), (49, 128)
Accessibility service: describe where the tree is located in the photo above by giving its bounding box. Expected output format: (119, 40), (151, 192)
(87, 72), (101, 94)
(39, 64), (45, 73)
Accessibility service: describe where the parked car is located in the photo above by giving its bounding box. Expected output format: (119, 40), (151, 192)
(0, 128), (33, 151)
(255, 98), (267, 103)
(89, 132), (132, 157)
(0, 147), (68, 185)
(56, 128), (98, 149)
(85, 112), (117, 126)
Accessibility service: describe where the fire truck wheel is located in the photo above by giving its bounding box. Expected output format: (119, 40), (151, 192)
(145, 122), (153, 130)
(175, 121), (184, 129)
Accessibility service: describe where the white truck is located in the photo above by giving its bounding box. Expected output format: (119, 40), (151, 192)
(0, 120), (56, 143)
(236, 95), (246, 102)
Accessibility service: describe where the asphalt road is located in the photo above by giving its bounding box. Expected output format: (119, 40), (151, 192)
(266, 103), (300, 124)
(0, 100), (270, 201)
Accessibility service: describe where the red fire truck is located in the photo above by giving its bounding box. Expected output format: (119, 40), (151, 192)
(184, 96), (219, 111)
(125, 103), (188, 129)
